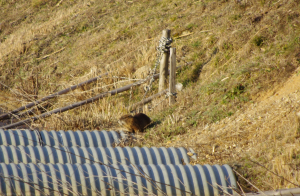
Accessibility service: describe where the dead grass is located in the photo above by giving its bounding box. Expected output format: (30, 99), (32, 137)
(1, 0), (300, 192)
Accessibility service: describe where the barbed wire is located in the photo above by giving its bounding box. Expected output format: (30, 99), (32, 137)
(142, 36), (172, 100)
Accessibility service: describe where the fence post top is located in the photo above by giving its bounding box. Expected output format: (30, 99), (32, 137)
(162, 29), (171, 38)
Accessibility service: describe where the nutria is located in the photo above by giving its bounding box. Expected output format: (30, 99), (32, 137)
(118, 113), (151, 133)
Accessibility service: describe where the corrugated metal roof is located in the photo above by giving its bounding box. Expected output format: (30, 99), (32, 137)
(0, 163), (237, 195)
(0, 145), (193, 165)
(0, 129), (126, 147)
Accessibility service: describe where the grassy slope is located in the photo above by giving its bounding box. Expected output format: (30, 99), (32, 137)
(1, 0), (300, 191)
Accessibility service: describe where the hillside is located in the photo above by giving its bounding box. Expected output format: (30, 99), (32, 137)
(1, 0), (300, 192)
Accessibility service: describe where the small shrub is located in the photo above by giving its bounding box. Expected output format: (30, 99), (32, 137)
(252, 36), (265, 47)
(225, 84), (245, 100)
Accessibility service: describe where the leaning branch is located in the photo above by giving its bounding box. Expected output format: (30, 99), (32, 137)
(0, 73), (109, 121)
(0, 73), (159, 129)
(1, 65), (185, 129)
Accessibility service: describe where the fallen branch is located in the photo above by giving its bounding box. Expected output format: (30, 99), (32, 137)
(143, 38), (155, 42)
(0, 73), (109, 121)
(1, 65), (185, 129)
(0, 73), (159, 129)
(36, 47), (65, 60)
(174, 30), (211, 39)
(174, 32), (194, 39)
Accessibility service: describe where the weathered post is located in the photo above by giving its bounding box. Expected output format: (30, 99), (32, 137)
(169, 48), (176, 105)
(158, 29), (171, 92)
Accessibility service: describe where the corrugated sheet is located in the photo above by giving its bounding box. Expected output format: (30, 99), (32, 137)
(0, 163), (237, 196)
(0, 145), (193, 165)
(0, 129), (126, 147)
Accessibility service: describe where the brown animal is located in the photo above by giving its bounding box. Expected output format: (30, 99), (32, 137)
(118, 113), (151, 133)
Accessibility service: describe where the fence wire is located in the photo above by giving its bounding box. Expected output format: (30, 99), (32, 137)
(142, 36), (172, 100)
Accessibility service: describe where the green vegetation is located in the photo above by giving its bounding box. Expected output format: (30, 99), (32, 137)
(252, 36), (265, 47)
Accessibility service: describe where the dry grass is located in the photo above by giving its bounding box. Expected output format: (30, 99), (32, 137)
(1, 0), (300, 192)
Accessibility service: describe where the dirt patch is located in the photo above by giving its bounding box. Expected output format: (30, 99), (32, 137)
(256, 67), (300, 102)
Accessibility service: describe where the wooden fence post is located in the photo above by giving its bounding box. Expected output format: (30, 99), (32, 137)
(169, 48), (176, 105)
(158, 29), (171, 92)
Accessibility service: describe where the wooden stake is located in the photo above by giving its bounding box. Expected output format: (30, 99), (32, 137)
(169, 48), (176, 105)
(158, 29), (171, 92)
